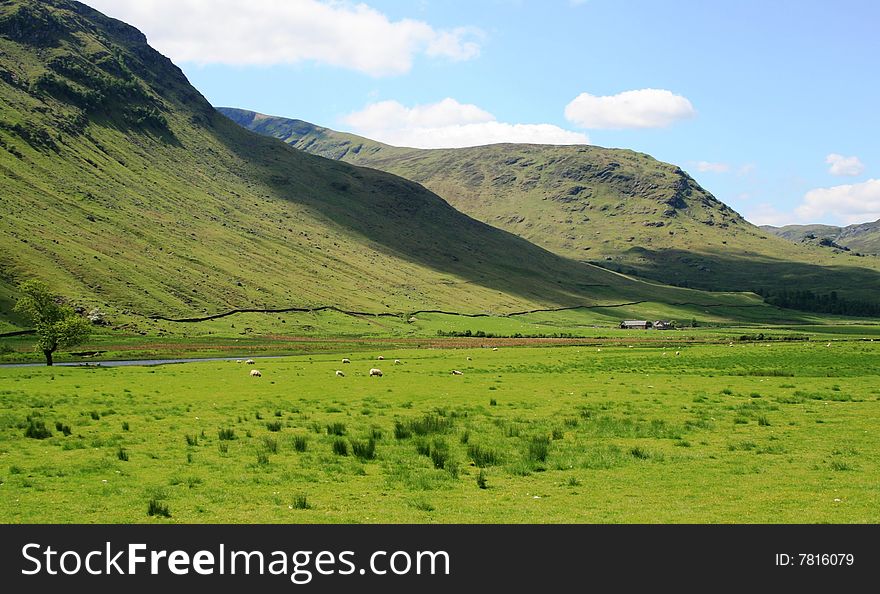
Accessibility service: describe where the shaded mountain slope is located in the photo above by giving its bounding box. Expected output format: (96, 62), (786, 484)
(220, 108), (880, 310)
(0, 0), (769, 332)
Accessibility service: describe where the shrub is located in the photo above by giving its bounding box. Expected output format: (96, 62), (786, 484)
(415, 439), (431, 458)
(90, 411), (100, 420)
(527, 436), (550, 463)
(292, 494), (310, 510)
(185, 434), (199, 446)
(121, 421), (130, 431)
(429, 439), (451, 470)
(218, 428), (236, 440)
(147, 499), (170, 518)
(468, 444), (501, 467)
(408, 414), (453, 436)
(332, 438), (349, 456)
(256, 451), (270, 465)
(552, 428), (564, 440)
(117, 447), (129, 461)
(757, 416), (771, 427)
(394, 421), (412, 440)
(262, 437), (278, 454)
(24, 420), (51, 440)
(292, 436), (308, 452)
(218, 443), (228, 454)
(327, 422), (346, 436)
(352, 438), (376, 461)
(266, 421), (282, 432)
(629, 446), (651, 460)
(489, 399), (497, 406)
(476, 469), (488, 489)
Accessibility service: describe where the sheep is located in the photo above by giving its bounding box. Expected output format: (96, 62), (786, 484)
(335, 370), (345, 378)
(377, 356), (385, 361)
(236, 359), (243, 364)
(466, 357), (472, 361)
(451, 370), (463, 376)
(342, 358), (351, 364)
(826, 343), (832, 347)
(394, 359), (402, 364)
(250, 369), (262, 377)
(675, 351), (681, 356)
(492, 347), (499, 352)
(369, 368), (383, 377)
(245, 359), (255, 365)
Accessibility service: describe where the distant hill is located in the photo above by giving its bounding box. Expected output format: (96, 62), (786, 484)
(763, 220), (880, 256)
(0, 0), (774, 332)
(220, 108), (880, 315)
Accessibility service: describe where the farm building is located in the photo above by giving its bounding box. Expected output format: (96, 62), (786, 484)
(653, 320), (674, 330)
(620, 320), (652, 329)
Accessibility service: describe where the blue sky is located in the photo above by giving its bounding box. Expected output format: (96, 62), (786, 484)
(85, 0), (880, 227)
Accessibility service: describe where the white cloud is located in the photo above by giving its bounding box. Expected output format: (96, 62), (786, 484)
(693, 161), (730, 173)
(746, 203), (795, 227)
(84, 0), (483, 76)
(825, 153), (865, 177)
(796, 179), (880, 225)
(564, 89), (696, 129)
(737, 163), (757, 177)
(343, 98), (590, 148)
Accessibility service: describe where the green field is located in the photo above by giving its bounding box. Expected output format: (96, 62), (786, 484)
(2, 338), (879, 523)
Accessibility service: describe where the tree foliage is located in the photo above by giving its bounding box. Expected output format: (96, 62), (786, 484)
(13, 281), (91, 365)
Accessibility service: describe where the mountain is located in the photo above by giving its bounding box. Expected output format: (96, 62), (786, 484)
(763, 220), (880, 256)
(0, 0), (770, 332)
(220, 109), (880, 314)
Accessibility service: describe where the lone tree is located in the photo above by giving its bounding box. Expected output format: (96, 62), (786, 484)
(13, 281), (91, 366)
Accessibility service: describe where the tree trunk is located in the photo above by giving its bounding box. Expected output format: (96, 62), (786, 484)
(44, 350), (53, 366)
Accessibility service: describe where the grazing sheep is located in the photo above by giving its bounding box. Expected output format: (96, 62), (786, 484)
(597, 348), (602, 352)
(395, 359), (402, 364)
(451, 370), (463, 376)
(377, 356), (385, 360)
(675, 351), (681, 356)
(466, 357), (472, 361)
(250, 369), (262, 377)
(236, 359), (243, 364)
(826, 343), (832, 347)
(342, 358), (351, 364)
(335, 370), (345, 377)
(369, 368), (383, 377)
(492, 347), (498, 352)
(245, 359), (255, 365)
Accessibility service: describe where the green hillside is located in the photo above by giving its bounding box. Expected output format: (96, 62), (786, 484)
(0, 0), (775, 334)
(763, 220), (880, 256)
(220, 109), (880, 314)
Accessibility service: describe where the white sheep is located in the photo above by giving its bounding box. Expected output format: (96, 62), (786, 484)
(492, 347), (498, 351)
(236, 359), (243, 364)
(826, 343), (832, 347)
(245, 359), (255, 365)
(335, 370), (345, 377)
(451, 370), (463, 376)
(369, 368), (383, 377)
(250, 369), (262, 377)
(395, 359), (402, 364)
(466, 357), (472, 361)
(342, 358), (351, 364)
(377, 356), (385, 361)
(675, 351), (681, 356)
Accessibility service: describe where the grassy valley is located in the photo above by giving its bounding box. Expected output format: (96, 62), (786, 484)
(219, 109), (880, 312)
(0, 0), (782, 338)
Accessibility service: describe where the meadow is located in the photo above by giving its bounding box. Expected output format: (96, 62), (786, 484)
(1, 337), (879, 523)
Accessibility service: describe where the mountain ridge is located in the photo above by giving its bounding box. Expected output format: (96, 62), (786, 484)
(762, 220), (880, 256)
(0, 0), (773, 332)
(219, 107), (880, 313)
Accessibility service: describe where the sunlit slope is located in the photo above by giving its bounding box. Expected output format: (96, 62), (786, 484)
(221, 108), (880, 307)
(0, 0), (769, 331)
